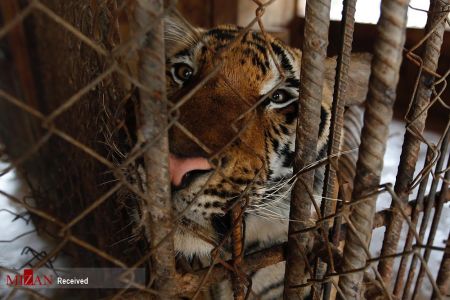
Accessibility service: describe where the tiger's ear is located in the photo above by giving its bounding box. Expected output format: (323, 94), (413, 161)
(164, 9), (203, 56)
(325, 53), (372, 106)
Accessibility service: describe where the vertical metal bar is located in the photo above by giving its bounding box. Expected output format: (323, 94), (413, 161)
(393, 147), (433, 298)
(378, 0), (449, 289)
(135, 0), (176, 298)
(412, 137), (450, 299)
(283, 0), (331, 298)
(402, 136), (450, 299)
(320, 1), (356, 299)
(434, 230), (450, 299)
(337, 0), (409, 298)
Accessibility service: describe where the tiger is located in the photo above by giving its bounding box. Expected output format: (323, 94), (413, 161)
(164, 12), (371, 299)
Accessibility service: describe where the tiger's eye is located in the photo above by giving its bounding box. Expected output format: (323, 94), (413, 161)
(173, 63), (193, 82)
(269, 89), (288, 103)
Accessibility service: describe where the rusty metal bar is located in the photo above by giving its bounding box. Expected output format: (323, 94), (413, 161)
(320, 1), (356, 299)
(400, 157), (434, 299)
(427, 158), (450, 299)
(378, 0), (449, 289)
(392, 147), (433, 297)
(337, 0), (409, 298)
(383, 184), (444, 300)
(412, 139), (450, 299)
(159, 184), (449, 296)
(134, 0), (176, 298)
(403, 123), (449, 299)
(434, 230), (450, 299)
(283, 0), (331, 298)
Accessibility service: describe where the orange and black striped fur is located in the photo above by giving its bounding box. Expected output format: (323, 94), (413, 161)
(164, 13), (371, 299)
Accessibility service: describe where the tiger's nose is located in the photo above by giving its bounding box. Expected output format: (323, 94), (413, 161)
(169, 154), (212, 187)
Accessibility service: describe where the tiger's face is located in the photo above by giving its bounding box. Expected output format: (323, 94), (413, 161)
(165, 17), (370, 258)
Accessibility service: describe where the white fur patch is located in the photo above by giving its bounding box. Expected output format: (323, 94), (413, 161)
(174, 230), (214, 258)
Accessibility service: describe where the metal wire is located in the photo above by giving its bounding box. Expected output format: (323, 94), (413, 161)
(0, 0), (449, 299)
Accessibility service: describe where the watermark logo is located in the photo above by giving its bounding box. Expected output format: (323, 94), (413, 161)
(6, 269), (53, 287)
(1, 268), (145, 289)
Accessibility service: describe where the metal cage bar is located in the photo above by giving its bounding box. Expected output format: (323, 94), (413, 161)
(134, 0), (177, 297)
(435, 230), (450, 298)
(412, 130), (450, 299)
(284, 0), (331, 298)
(0, 0), (449, 299)
(337, 0), (410, 298)
(378, 0), (449, 291)
(321, 0), (357, 298)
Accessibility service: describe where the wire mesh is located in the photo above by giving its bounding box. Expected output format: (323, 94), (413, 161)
(0, 0), (448, 299)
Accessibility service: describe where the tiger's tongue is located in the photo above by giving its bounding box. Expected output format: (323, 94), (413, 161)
(169, 154), (212, 186)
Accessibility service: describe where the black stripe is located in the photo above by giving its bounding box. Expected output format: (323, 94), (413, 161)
(271, 138), (279, 152)
(279, 124), (289, 135)
(211, 213), (231, 237)
(245, 41), (268, 60)
(243, 48), (268, 75)
(318, 106), (329, 145)
(229, 177), (253, 185)
(203, 189), (241, 198)
(256, 278), (284, 298)
(286, 77), (300, 88)
(281, 144), (294, 168)
(318, 140), (328, 161)
(251, 31), (266, 44)
(270, 42), (293, 72)
(272, 124), (280, 136)
(206, 28), (238, 41)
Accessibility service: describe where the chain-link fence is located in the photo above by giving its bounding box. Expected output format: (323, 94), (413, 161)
(0, 0), (449, 299)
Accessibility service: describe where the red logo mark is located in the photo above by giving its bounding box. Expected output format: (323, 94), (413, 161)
(6, 269), (53, 286)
